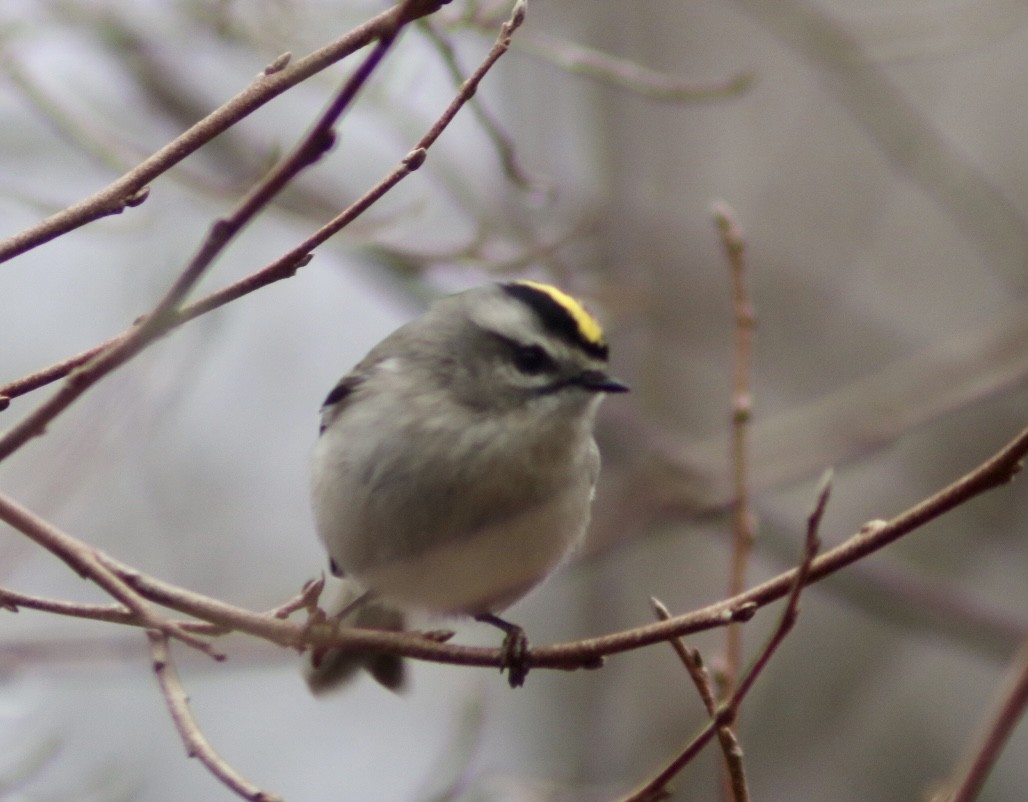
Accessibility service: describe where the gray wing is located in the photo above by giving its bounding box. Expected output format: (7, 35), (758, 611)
(318, 373), (364, 434)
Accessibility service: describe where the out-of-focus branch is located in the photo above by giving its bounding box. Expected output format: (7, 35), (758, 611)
(642, 309), (1028, 521)
(447, 2), (752, 101)
(148, 632), (282, 802)
(0, 0), (527, 412)
(0, 493), (218, 657)
(0, 0), (450, 264)
(0, 10), (407, 463)
(620, 474), (829, 802)
(515, 31), (753, 102)
(652, 597), (748, 802)
(2, 427), (1023, 677)
(736, 0), (1028, 289)
(419, 18), (539, 192)
(1, 57), (136, 175)
(713, 200), (756, 706)
(932, 638), (1028, 802)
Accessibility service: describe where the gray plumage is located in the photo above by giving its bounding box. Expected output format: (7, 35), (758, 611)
(306, 282), (626, 692)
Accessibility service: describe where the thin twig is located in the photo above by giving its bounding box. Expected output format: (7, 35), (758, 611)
(0, 0), (449, 264)
(271, 576), (326, 620)
(0, 493), (220, 658)
(514, 31), (753, 102)
(634, 310), (1028, 524)
(1, 429), (1024, 674)
(0, 585), (134, 624)
(532, 426), (1025, 671)
(713, 199), (756, 704)
(0, 0), (528, 408)
(933, 638), (1028, 802)
(651, 598), (748, 802)
(0, 5), (413, 465)
(419, 18), (539, 191)
(0, 583), (298, 638)
(2, 56), (135, 175)
(733, 470), (829, 702)
(148, 632), (282, 802)
(620, 472), (830, 802)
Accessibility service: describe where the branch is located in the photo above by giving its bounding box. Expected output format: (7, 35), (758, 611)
(0, 0), (450, 265)
(0, 0), (527, 411)
(0, 3), (418, 464)
(619, 472), (829, 802)
(419, 17), (539, 191)
(537, 426), (1026, 671)
(651, 598), (748, 802)
(0, 493), (220, 657)
(148, 632), (282, 802)
(514, 31), (753, 102)
(933, 638), (1028, 802)
(3, 428), (1023, 680)
(0, 585), (136, 626)
(714, 199), (756, 702)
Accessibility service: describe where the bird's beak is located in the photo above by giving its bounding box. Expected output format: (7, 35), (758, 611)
(576, 370), (630, 394)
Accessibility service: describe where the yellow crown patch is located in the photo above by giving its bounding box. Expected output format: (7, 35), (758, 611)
(514, 280), (606, 348)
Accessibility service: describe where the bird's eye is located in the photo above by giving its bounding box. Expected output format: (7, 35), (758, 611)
(512, 344), (556, 375)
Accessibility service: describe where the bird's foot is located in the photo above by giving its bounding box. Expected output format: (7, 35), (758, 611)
(475, 613), (530, 688)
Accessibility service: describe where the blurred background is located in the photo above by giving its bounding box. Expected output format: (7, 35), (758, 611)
(1, 1), (1026, 800)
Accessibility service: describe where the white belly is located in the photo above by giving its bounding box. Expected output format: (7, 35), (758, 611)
(352, 488), (591, 614)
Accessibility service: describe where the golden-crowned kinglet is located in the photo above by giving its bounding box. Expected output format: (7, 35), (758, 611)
(306, 280), (628, 691)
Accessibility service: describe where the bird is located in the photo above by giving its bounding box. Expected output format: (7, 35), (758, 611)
(305, 280), (627, 690)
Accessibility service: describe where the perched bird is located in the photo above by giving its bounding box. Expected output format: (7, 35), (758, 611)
(306, 280), (627, 690)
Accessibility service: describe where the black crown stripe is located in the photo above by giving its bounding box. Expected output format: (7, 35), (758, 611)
(501, 282), (609, 360)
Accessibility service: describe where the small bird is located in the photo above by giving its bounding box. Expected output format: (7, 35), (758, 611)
(306, 280), (628, 690)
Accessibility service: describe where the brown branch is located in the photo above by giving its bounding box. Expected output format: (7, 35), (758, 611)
(0, 0), (527, 409)
(4, 428), (1022, 681)
(0, 493), (219, 658)
(148, 632), (282, 802)
(640, 312), (1028, 525)
(714, 199), (756, 703)
(0, 0), (450, 265)
(419, 17), (539, 192)
(932, 638), (1028, 802)
(0, 4), (417, 464)
(0, 583), (312, 637)
(651, 598), (748, 802)
(514, 31), (753, 102)
(537, 425), (1026, 671)
(620, 472), (830, 802)
(0, 585), (135, 625)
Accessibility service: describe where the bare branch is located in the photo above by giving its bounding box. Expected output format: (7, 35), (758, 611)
(0, 0), (450, 264)
(515, 31), (753, 102)
(0, 1), (528, 411)
(713, 199), (757, 703)
(148, 632), (282, 802)
(0, 585), (135, 625)
(0, 493), (220, 658)
(0, 4), (416, 464)
(651, 597), (748, 802)
(620, 472), (830, 802)
(3, 428), (1022, 685)
(932, 638), (1028, 802)
(539, 427), (1025, 672)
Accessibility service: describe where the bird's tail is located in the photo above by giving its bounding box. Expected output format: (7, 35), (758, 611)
(304, 578), (406, 694)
